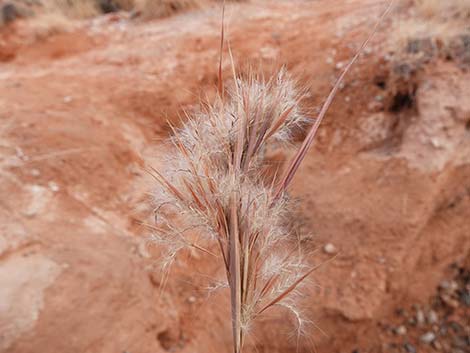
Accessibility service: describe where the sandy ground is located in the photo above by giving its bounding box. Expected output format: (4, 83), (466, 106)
(1, 0), (469, 352)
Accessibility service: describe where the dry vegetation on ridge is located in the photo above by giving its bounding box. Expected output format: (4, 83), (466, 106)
(0, 0), (241, 25)
(390, 0), (470, 55)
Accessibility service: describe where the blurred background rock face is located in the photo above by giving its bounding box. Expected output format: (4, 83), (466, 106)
(0, 0), (469, 352)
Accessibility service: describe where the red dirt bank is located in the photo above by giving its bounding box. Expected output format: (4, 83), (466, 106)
(1, 1), (469, 352)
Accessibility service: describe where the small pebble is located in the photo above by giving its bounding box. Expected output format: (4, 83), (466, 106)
(460, 291), (470, 306)
(416, 310), (425, 326)
(375, 95), (384, 102)
(441, 294), (460, 308)
(449, 321), (463, 333)
(31, 169), (41, 177)
(439, 280), (450, 289)
(431, 138), (442, 148)
(439, 324), (448, 336)
(428, 310), (438, 324)
(323, 243), (337, 254)
(404, 343), (416, 353)
(48, 181), (60, 192)
(420, 332), (436, 344)
(431, 340), (442, 351)
(63, 96), (73, 103)
(440, 280), (459, 292)
(394, 325), (407, 335)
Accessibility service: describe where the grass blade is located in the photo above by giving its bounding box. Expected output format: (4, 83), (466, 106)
(274, 0), (395, 198)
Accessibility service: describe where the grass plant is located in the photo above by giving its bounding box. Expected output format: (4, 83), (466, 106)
(149, 2), (393, 352)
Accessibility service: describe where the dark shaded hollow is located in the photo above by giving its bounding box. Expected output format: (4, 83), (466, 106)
(389, 91), (415, 113)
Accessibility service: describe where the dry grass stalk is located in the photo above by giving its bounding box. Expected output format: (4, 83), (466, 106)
(149, 1), (393, 352)
(150, 69), (310, 351)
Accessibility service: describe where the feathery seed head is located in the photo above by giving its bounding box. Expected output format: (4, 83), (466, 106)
(149, 70), (313, 351)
